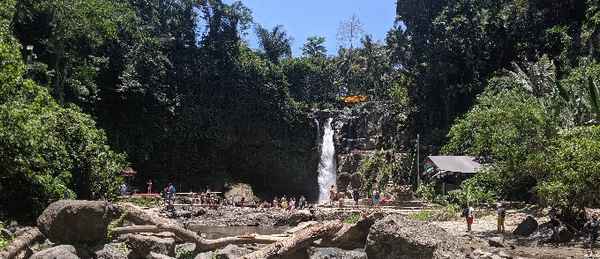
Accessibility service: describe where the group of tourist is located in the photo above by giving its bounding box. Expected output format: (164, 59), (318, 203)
(327, 184), (392, 207)
(269, 196), (307, 210)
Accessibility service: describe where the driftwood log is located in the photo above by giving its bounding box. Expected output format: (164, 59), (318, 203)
(0, 227), (44, 259)
(241, 220), (343, 259)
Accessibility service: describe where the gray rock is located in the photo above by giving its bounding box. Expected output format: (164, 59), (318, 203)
(148, 252), (177, 259)
(126, 234), (175, 258)
(95, 244), (128, 259)
(276, 211), (313, 226)
(497, 250), (512, 258)
(37, 200), (121, 245)
(488, 237), (504, 247)
(194, 251), (215, 259)
(365, 215), (475, 259)
(557, 226), (574, 243)
(30, 245), (79, 259)
(175, 243), (196, 256)
(307, 247), (367, 259)
(214, 244), (252, 259)
(512, 215), (538, 236)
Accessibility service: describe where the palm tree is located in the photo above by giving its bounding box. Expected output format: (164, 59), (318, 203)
(255, 24), (292, 64)
(302, 36), (327, 58)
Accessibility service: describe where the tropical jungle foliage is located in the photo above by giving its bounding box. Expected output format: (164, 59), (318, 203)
(2, 0), (600, 221)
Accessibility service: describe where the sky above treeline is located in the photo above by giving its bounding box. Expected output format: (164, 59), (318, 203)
(223, 0), (398, 56)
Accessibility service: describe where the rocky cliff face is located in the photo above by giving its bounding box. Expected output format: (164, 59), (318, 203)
(314, 101), (408, 194)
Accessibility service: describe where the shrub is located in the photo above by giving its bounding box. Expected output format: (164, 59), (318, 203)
(343, 212), (362, 224)
(537, 126), (600, 211)
(449, 175), (498, 207)
(415, 183), (436, 202)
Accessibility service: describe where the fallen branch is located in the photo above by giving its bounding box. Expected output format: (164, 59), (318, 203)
(0, 227), (45, 259)
(319, 210), (384, 249)
(240, 220), (343, 259)
(111, 225), (287, 245)
(116, 204), (288, 252)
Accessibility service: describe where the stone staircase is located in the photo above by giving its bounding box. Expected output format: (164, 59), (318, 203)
(318, 198), (432, 214)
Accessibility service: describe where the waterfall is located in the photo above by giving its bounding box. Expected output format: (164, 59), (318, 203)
(318, 118), (337, 203)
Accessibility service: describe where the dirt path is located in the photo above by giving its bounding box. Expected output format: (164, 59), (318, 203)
(431, 210), (593, 259)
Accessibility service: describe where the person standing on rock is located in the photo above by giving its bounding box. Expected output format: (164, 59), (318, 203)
(329, 185), (337, 206)
(585, 214), (599, 256)
(372, 189), (380, 207)
(352, 188), (360, 206)
(298, 195), (306, 209)
(146, 179), (153, 194)
(497, 203), (506, 233)
(281, 196), (288, 210)
(462, 205), (475, 232)
(165, 183), (176, 207)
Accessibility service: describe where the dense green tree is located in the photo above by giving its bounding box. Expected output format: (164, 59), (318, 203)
(13, 0), (136, 106)
(538, 126), (600, 211)
(1, 1), (126, 220)
(443, 87), (557, 199)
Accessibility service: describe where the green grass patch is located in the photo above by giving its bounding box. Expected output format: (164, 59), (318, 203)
(177, 249), (196, 259)
(409, 204), (461, 222)
(343, 212), (362, 224)
(0, 222), (11, 250)
(118, 196), (161, 208)
(408, 210), (435, 221)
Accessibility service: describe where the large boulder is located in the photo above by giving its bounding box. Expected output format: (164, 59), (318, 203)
(365, 215), (478, 259)
(307, 247), (367, 259)
(37, 200), (121, 245)
(30, 245), (80, 259)
(512, 215), (538, 236)
(126, 234), (175, 258)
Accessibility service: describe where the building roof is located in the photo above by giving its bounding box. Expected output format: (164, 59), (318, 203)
(427, 156), (481, 174)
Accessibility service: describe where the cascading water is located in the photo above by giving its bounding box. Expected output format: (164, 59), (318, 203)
(318, 118), (337, 203)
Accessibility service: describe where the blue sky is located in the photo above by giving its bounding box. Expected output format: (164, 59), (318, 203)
(224, 0), (398, 56)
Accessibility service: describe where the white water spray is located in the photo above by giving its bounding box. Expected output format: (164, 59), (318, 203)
(318, 118), (337, 203)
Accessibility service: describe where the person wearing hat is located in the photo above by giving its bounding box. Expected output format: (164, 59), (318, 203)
(496, 202), (506, 233)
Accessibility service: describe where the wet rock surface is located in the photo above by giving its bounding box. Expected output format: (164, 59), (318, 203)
(37, 200), (121, 245)
(315, 102), (407, 192)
